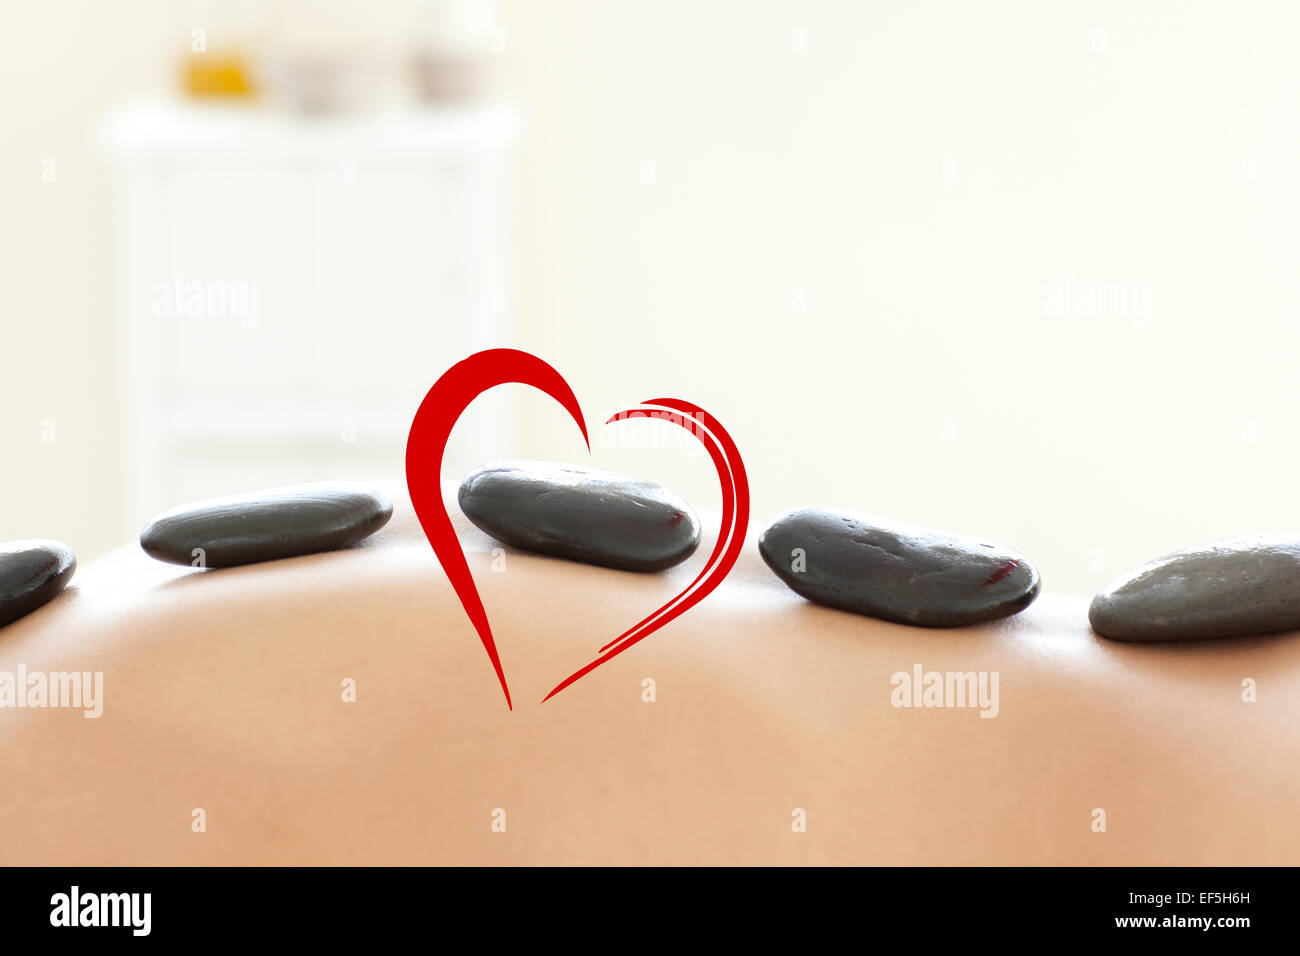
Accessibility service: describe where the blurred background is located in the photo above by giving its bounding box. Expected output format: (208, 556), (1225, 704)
(2, 0), (1298, 597)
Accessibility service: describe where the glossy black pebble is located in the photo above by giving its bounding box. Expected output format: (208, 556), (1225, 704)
(0, 540), (76, 628)
(458, 461), (701, 572)
(1090, 534), (1300, 642)
(140, 483), (393, 569)
(758, 507), (1040, 627)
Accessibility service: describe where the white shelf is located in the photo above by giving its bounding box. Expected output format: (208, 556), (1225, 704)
(101, 98), (522, 162)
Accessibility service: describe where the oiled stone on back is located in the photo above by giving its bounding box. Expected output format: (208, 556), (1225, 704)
(0, 540), (76, 628)
(1090, 534), (1300, 641)
(457, 461), (701, 572)
(758, 507), (1040, 627)
(140, 484), (393, 569)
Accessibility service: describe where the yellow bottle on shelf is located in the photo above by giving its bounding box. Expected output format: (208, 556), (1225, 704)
(183, 52), (258, 99)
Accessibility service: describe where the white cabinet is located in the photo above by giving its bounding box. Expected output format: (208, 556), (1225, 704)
(103, 101), (518, 534)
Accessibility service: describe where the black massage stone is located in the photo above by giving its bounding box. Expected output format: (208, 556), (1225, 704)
(758, 507), (1040, 627)
(457, 461), (701, 572)
(0, 540), (76, 628)
(140, 483), (393, 569)
(1090, 534), (1300, 641)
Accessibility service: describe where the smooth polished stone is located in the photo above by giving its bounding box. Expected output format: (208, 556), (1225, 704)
(140, 484), (393, 569)
(1090, 534), (1300, 641)
(0, 540), (76, 628)
(758, 507), (1040, 627)
(458, 461), (701, 572)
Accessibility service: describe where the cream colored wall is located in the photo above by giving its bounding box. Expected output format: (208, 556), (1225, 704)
(4, 1), (1299, 598)
(0, 1), (172, 560)
(500, 0), (1300, 598)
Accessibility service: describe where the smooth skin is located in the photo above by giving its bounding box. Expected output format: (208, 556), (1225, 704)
(1, 482), (1296, 864)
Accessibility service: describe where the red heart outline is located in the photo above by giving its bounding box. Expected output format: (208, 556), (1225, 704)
(405, 349), (749, 708)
